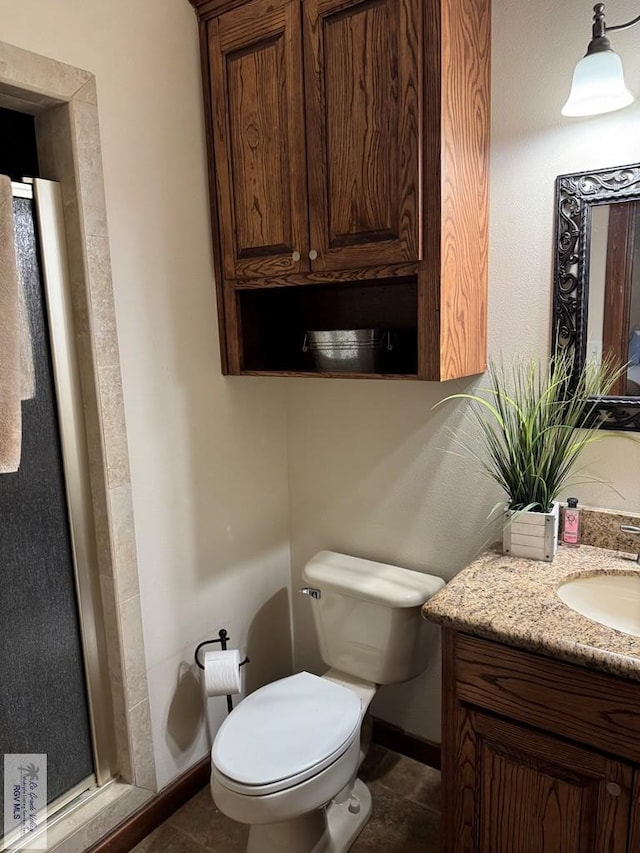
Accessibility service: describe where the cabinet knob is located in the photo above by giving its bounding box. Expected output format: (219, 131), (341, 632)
(606, 782), (622, 797)
(308, 248), (318, 261)
(292, 250), (301, 262)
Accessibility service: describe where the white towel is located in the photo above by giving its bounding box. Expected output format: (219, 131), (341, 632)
(0, 175), (23, 472)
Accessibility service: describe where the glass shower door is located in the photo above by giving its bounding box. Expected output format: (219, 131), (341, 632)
(1, 180), (113, 848)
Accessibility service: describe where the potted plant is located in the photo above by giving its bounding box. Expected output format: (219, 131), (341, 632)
(436, 353), (624, 561)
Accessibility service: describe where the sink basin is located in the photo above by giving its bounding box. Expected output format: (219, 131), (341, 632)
(557, 573), (640, 637)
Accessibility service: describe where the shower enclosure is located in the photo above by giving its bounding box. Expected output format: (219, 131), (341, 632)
(0, 180), (114, 847)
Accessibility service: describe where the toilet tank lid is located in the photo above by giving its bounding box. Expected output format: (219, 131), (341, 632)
(302, 551), (444, 607)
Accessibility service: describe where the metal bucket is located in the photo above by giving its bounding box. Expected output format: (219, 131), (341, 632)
(302, 329), (392, 372)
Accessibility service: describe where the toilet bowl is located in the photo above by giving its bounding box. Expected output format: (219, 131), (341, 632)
(211, 670), (376, 853)
(209, 551), (444, 853)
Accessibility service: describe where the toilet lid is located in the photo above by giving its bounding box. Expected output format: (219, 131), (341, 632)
(212, 672), (361, 794)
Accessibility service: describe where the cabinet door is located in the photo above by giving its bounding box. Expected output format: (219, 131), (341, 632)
(303, 0), (421, 272)
(450, 709), (632, 853)
(628, 771), (640, 851)
(208, 0), (309, 280)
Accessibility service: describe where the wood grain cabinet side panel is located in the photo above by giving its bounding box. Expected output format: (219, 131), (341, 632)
(440, 0), (490, 380)
(303, 0), (421, 272)
(442, 630), (478, 853)
(208, 0), (309, 280)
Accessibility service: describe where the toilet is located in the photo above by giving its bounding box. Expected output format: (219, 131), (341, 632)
(210, 550), (444, 853)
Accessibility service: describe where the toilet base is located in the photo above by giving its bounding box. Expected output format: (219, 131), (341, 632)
(246, 778), (372, 853)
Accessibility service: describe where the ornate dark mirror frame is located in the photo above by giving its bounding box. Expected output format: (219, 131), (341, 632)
(553, 161), (640, 432)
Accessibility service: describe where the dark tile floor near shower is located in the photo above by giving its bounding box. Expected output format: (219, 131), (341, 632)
(131, 744), (441, 853)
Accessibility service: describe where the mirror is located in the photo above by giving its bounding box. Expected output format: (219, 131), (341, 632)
(553, 162), (640, 431)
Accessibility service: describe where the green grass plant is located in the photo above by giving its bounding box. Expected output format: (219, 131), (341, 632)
(435, 353), (625, 513)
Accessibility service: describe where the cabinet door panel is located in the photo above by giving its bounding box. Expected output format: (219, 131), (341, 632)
(469, 711), (631, 853)
(628, 772), (640, 852)
(209, 0), (309, 279)
(304, 0), (421, 271)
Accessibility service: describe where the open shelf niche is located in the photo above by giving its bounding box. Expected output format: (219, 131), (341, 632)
(236, 278), (419, 377)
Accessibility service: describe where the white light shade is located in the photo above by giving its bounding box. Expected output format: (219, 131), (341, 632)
(562, 49), (634, 116)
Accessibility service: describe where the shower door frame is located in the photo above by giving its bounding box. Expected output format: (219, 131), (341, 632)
(0, 42), (155, 851)
(12, 178), (116, 789)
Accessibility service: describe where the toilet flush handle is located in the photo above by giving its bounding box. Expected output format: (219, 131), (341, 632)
(299, 586), (322, 600)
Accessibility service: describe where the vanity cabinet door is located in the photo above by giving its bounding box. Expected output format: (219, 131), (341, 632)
(628, 772), (640, 852)
(207, 0), (309, 280)
(302, 0), (421, 272)
(449, 707), (632, 853)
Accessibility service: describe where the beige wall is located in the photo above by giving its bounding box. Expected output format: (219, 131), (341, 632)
(287, 0), (640, 743)
(0, 0), (292, 788)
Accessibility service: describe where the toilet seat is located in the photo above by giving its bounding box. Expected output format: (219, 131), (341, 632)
(212, 672), (362, 796)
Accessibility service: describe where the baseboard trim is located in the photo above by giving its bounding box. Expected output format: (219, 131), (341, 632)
(371, 717), (441, 770)
(83, 757), (210, 853)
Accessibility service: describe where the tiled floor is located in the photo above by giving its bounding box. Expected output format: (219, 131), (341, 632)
(131, 744), (441, 853)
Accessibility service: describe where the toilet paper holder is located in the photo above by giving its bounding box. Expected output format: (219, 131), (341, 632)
(194, 628), (249, 713)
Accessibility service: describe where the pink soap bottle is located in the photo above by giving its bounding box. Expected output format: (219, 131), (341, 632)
(562, 497), (580, 546)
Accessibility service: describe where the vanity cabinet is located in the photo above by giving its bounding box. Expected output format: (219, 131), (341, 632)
(442, 630), (640, 852)
(189, 0), (490, 378)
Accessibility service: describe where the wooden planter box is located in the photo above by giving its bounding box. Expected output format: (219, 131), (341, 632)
(503, 502), (560, 562)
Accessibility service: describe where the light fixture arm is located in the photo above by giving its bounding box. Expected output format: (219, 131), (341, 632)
(586, 3), (640, 55)
(607, 10), (640, 34)
(588, 3), (640, 52)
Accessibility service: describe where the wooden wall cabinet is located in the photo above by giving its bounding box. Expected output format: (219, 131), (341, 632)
(442, 630), (640, 853)
(189, 0), (490, 379)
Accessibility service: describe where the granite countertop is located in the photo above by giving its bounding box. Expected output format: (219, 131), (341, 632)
(422, 544), (640, 681)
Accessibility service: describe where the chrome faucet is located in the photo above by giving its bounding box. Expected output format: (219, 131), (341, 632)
(620, 525), (640, 564)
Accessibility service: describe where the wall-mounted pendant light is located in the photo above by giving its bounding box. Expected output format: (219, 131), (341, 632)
(562, 2), (639, 117)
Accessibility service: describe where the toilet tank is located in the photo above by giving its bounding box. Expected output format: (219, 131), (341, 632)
(301, 551), (445, 684)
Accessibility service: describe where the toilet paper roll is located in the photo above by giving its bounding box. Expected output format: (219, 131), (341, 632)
(203, 649), (242, 697)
